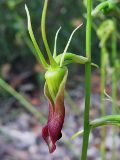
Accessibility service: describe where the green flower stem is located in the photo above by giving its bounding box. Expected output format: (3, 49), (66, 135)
(25, 5), (49, 69)
(0, 78), (46, 124)
(41, 0), (57, 67)
(111, 20), (117, 160)
(81, 0), (92, 159)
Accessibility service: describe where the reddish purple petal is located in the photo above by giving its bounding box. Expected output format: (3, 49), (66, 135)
(42, 108), (64, 153)
(42, 69), (68, 153)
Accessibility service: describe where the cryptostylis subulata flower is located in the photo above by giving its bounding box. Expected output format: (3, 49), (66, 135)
(43, 67), (68, 153)
(25, 0), (88, 153)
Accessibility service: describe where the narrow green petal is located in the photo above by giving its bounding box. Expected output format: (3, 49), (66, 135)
(60, 24), (83, 67)
(53, 27), (62, 58)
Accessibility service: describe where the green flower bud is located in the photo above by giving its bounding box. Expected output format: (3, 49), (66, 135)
(102, 1), (116, 14)
(45, 67), (67, 101)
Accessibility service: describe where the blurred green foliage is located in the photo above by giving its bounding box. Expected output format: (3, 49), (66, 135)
(0, 0), (119, 71)
(0, 0), (98, 70)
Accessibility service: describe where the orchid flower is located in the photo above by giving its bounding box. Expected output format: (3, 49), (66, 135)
(25, 0), (88, 153)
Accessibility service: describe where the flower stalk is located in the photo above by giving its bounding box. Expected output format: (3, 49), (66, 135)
(81, 0), (92, 159)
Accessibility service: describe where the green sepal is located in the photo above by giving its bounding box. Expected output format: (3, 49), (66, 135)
(55, 53), (88, 66)
(25, 4), (49, 69)
(45, 67), (68, 102)
(41, 0), (58, 67)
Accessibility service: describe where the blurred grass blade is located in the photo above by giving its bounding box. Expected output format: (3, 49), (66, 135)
(69, 129), (84, 141)
(0, 78), (46, 123)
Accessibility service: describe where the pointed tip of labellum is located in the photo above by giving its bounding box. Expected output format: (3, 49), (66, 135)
(42, 112), (64, 153)
(42, 125), (56, 153)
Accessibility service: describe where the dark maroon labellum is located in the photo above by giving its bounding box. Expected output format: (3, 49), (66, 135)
(42, 67), (68, 153)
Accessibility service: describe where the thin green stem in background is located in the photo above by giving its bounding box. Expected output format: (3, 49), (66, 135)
(111, 19), (117, 160)
(112, 20), (117, 115)
(100, 45), (107, 160)
(0, 78), (46, 124)
(81, 0), (92, 159)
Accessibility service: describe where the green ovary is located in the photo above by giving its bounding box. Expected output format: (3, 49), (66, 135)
(45, 67), (67, 101)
